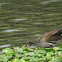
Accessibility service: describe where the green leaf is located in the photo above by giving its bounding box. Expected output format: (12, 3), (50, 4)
(20, 59), (26, 62)
(2, 48), (14, 55)
(12, 58), (19, 62)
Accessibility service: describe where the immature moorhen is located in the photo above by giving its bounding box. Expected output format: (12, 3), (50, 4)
(29, 29), (62, 48)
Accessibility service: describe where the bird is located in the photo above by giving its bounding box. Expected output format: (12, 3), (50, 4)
(29, 29), (62, 48)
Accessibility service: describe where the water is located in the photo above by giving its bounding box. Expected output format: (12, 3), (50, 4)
(3, 29), (20, 32)
(0, 0), (62, 48)
(0, 44), (10, 48)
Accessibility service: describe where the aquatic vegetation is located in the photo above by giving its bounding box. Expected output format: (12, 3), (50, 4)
(0, 46), (62, 62)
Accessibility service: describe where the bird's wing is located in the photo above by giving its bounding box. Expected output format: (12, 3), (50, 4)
(49, 29), (62, 44)
(42, 29), (62, 42)
(51, 35), (62, 41)
(51, 29), (62, 40)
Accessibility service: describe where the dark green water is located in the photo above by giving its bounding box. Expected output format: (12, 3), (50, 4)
(0, 0), (62, 48)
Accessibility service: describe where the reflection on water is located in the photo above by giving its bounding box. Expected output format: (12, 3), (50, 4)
(14, 18), (26, 21)
(24, 5), (34, 7)
(0, 0), (62, 48)
(0, 3), (10, 6)
(0, 51), (3, 53)
(0, 44), (10, 48)
(40, 1), (51, 4)
(3, 29), (20, 32)
(40, 0), (58, 4)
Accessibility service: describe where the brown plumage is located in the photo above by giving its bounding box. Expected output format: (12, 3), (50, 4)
(29, 29), (62, 48)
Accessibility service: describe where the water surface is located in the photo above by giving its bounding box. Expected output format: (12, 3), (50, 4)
(0, 0), (62, 48)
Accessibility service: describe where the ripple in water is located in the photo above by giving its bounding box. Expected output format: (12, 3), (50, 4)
(3, 29), (20, 32)
(40, 0), (57, 4)
(0, 3), (10, 6)
(14, 18), (26, 21)
(0, 44), (10, 48)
